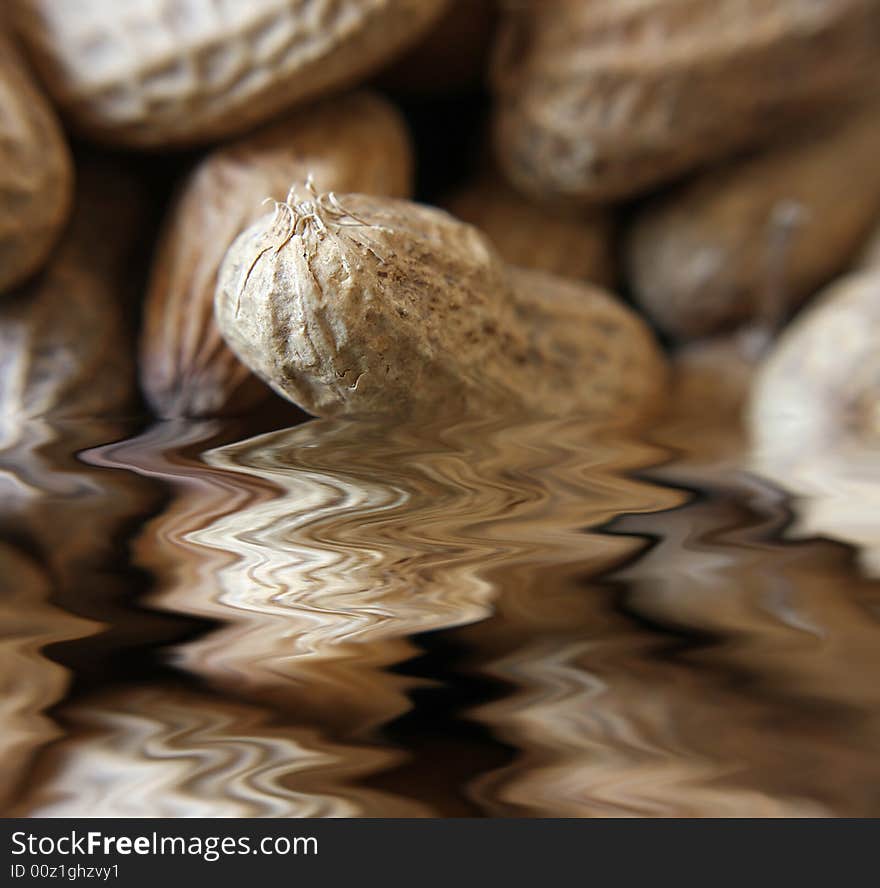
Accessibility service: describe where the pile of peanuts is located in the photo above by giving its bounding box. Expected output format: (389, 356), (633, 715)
(2, 0), (880, 442)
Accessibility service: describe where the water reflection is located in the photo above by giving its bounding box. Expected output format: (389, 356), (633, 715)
(4, 395), (880, 816)
(15, 685), (429, 817)
(0, 417), (165, 803)
(110, 415), (675, 736)
(750, 434), (880, 579)
(0, 541), (97, 808)
(470, 499), (880, 816)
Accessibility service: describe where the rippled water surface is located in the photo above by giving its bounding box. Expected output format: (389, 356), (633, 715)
(4, 397), (880, 817)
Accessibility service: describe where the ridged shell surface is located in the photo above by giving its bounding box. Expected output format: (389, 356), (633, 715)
(493, 0), (880, 203)
(13, 0), (448, 146)
(141, 91), (413, 417)
(215, 192), (665, 421)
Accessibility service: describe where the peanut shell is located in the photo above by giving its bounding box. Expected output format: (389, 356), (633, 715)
(749, 270), (880, 468)
(0, 33), (72, 294)
(492, 0), (880, 204)
(0, 162), (144, 430)
(627, 106), (880, 340)
(507, 266), (667, 422)
(141, 91), (413, 418)
(445, 174), (613, 285)
(215, 188), (665, 421)
(12, 0), (447, 148)
(749, 270), (880, 576)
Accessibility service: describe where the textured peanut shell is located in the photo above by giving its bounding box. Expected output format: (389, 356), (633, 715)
(749, 270), (880, 465)
(0, 34), (72, 294)
(627, 106), (880, 340)
(0, 162), (142, 429)
(506, 266), (667, 422)
(141, 91), (413, 418)
(12, 0), (447, 148)
(445, 174), (613, 285)
(492, 0), (880, 204)
(215, 193), (665, 421)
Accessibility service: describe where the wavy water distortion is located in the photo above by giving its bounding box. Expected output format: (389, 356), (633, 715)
(3, 399), (880, 816)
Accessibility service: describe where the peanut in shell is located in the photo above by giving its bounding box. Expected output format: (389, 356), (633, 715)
(141, 91), (413, 418)
(627, 105), (880, 340)
(492, 0), (880, 204)
(214, 188), (665, 422)
(12, 0), (448, 148)
(0, 33), (72, 294)
(0, 161), (144, 431)
(445, 174), (613, 286)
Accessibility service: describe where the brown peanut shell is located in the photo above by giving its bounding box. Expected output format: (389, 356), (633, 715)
(749, 270), (880, 465)
(492, 0), (880, 204)
(12, 0), (447, 148)
(0, 33), (72, 294)
(445, 174), (613, 285)
(0, 162), (144, 428)
(215, 190), (665, 422)
(626, 106), (880, 340)
(141, 91), (413, 418)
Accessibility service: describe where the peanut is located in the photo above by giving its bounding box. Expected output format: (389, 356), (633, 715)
(0, 161), (144, 429)
(506, 267), (666, 421)
(0, 32), (72, 294)
(214, 187), (665, 421)
(141, 91), (413, 418)
(626, 105), (880, 340)
(492, 0), (880, 204)
(12, 0), (447, 148)
(444, 174), (613, 286)
(750, 269), (880, 468)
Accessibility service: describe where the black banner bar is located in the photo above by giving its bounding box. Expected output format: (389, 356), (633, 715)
(1, 819), (872, 886)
